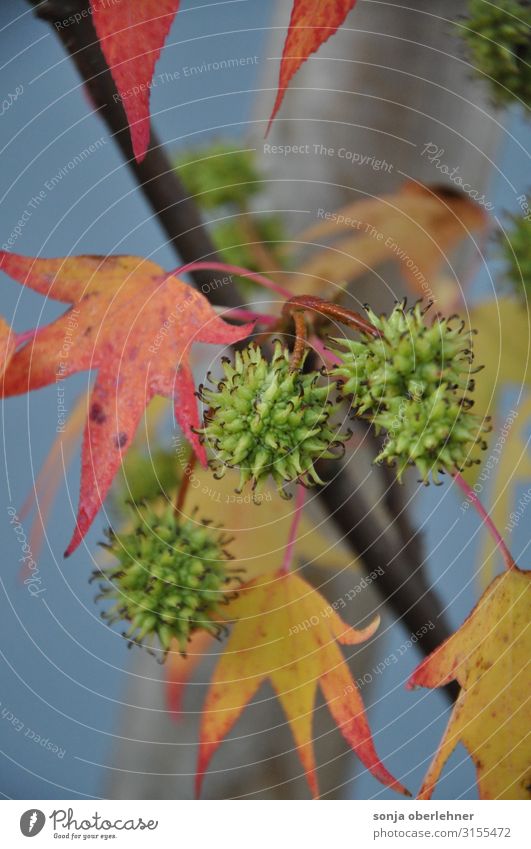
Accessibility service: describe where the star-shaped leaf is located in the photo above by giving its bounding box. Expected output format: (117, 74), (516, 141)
(408, 567), (531, 800)
(0, 251), (253, 555)
(197, 569), (409, 798)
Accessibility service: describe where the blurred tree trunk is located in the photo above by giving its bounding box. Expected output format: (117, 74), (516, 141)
(107, 0), (502, 800)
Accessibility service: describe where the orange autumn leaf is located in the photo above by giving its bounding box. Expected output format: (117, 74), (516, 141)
(93, 1), (181, 162)
(0, 316), (15, 375)
(408, 567), (531, 800)
(0, 252), (253, 556)
(197, 569), (409, 799)
(268, 0), (358, 129)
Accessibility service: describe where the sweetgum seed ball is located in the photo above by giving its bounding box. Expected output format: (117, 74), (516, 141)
(93, 505), (234, 657)
(199, 342), (348, 496)
(330, 301), (489, 483)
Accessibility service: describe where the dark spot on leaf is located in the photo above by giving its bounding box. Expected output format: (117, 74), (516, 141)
(90, 402), (106, 424)
(114, 431), (128, 449)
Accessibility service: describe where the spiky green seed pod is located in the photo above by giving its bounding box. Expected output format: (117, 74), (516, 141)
(460, 0), (531, 110)
(93, 505), (235, 657)
(330, 302), (489, 483)
(199, 342), (348, 496)
(499, 208), (531, 297)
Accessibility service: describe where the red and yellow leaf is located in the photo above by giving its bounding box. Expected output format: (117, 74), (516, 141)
(92, 1), (181, 162)
(408, 567), (531, 800)
(269, 0), (358, 129)
(197, 569), (409, 798)
(0, 251), (253, 556)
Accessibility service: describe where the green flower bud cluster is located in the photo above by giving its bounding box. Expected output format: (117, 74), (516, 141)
(330, 302), (489, 483)
(93, 506), (234, 657)
(460, 0), (531, 109)
(199, 343), (348, 496)
(499, 208), (531, 297)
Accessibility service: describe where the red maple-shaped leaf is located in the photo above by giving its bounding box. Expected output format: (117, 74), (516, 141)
(268, 0), (358, 130)
(93, 1), (181, 162)
(0, 252), (253, 556)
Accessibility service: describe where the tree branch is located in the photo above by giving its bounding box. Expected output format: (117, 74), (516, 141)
(28, 0), (456, 692)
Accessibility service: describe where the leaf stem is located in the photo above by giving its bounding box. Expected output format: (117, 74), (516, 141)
(175, 452), (198, 516)
(221, 307), (277, 325)
(453, 471), (516, 571)
(280, 484), (306, 574)
(173, 261), (292, 300)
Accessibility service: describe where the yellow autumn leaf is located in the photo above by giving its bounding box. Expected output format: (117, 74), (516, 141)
(461, 297), (530, 486)
(408, 566), (531, 800)
(197, 568), (409, 799)
(474, 395), (531, 588)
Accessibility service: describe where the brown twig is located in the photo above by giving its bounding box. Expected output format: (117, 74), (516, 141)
(283, 295), (381, 338)
(289, 311), (308, 370)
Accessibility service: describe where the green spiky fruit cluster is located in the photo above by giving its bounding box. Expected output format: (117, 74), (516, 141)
(93, 506), (234, 657)
(461, 0), (531, 109)
(331, 302), (489, 483)
(199, 343), (347, 495)
(499, 209), (531, 296)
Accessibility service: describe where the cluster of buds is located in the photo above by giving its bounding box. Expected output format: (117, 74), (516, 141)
(93, 505), (235, 657)
(461, 0), (531, 109)
(199, 342), (348, 496)
(330, 301), (489, 483)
